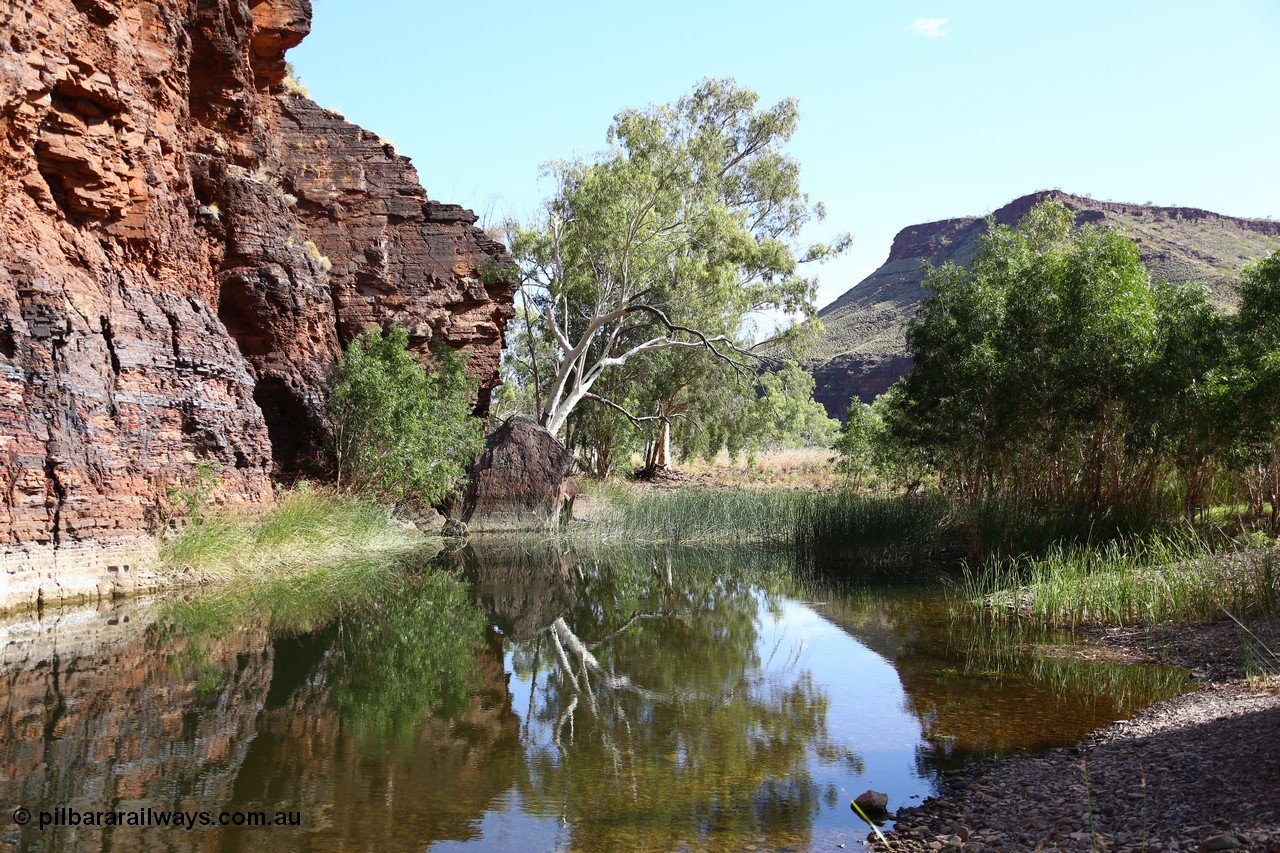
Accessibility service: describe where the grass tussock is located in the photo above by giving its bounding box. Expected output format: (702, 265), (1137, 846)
(962, 538), (1280, 627)
(675, 447), (841, 490)
(577, 486), (948, 579)
(160, 486), (418, 579)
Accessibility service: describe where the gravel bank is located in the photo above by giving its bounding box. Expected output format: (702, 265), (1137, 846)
(871, 618), (1280, 852)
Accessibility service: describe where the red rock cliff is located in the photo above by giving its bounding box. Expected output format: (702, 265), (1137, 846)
(0, 0), (516, 609)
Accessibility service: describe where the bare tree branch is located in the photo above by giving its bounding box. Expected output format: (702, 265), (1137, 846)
(582, 394), (690, 428)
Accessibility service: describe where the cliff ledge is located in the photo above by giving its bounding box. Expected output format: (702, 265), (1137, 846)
(0, 0), (515, 610)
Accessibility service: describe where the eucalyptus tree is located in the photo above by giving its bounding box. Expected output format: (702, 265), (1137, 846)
(508, 78), (848, 445)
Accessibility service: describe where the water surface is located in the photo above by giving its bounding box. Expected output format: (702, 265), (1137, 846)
(0, 543), (1188, 851)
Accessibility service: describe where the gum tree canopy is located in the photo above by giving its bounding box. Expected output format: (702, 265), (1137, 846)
(509, 78), (848, 438)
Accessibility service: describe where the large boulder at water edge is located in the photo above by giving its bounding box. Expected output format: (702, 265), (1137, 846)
(455, 416), (577, 531)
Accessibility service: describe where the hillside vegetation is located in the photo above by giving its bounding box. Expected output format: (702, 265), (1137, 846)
(810, 191), (1280, 417)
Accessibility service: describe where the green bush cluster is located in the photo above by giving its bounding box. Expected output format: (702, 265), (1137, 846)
(837, 199), (1280, 527)
(328, 326), (484, 508)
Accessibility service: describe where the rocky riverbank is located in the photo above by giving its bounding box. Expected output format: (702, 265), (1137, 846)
(1, 537), (162, 614)
(870, 618), (1280, 852)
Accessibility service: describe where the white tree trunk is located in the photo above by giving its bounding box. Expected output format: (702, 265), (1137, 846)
(654, 418), (671, 470)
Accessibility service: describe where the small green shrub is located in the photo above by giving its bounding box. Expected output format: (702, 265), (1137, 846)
(165, 460), (221, 520)
(328, 326), (484, 508)
(282, 61), (310, 97)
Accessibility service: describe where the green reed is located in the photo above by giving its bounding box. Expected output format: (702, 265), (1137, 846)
(581, 487), (949, 579)
(960, 535), (1280, 627)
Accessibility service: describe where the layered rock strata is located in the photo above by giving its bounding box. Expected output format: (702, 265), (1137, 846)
(0, 0), (515, 610)
(0, 595), (520, 851)
(0, 598), (273, 852)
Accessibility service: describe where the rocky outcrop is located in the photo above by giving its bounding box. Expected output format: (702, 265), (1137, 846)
(810, 191), (1280, 418)
(812, 353), (913, 425)
(274, 96), (514, 416)
(0, 0), (515, 609)
(456, 416), (577, 532)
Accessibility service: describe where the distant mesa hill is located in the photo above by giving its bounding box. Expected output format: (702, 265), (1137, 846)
(809, 190), (1280, 419)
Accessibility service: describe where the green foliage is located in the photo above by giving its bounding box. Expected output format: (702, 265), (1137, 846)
(674, 360), (839, 465)
(158, 544), (489, 745)
(165, 460), (221, 520)
(159, 486), (416, 576)
(508, 78), (847, 462)
(960, 539), (1280, 627)
(504, 546), (834, 850)
(808, 195), (1280, 371)
(834, 392), (930, 490)
(738, 361), (840, 451)
(577, 486), (947, 579)
(834, 401), (878, 482)
(329, 570), (488, 744)
(328, 326), (484, 507)
(874, 199), (1271, 522)
(1229, 252), (1280, 527)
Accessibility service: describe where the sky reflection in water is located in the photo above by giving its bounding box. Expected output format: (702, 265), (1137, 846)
(0, 543), (1189, 853)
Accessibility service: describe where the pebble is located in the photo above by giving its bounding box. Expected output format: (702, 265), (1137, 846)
(868, 680), (1280, 852)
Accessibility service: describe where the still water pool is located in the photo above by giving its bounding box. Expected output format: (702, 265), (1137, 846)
(0, 543), (1188, 852)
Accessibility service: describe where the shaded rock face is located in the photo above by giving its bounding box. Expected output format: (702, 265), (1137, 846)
(458, 416), (577, 532)
(811, 190), (1280, 418)
(0, 0), (515, 606)
(0, 596), (520, 851)
(274, 97), (515, 414)
(811, 353), (913, 426)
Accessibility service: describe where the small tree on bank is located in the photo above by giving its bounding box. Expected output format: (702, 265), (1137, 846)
(1233, 251), (1280, 527)
(327, 327), (484, 508)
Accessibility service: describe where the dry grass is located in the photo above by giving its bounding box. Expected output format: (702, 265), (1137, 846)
(667, 447), (842, 490)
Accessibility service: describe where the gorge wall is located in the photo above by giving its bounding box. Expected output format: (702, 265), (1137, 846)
(810, 190), (1280, 419)
(0, 0), (516, 610)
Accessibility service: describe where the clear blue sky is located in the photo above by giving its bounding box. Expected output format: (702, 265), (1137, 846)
(289, 1), (1280, 310)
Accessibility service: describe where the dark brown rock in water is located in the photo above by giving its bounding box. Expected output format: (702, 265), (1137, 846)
(853, 790), (891, 821)
(0, 0), (515, 609)
(458, 542), (578, 641)
(457, 417), (577, 532)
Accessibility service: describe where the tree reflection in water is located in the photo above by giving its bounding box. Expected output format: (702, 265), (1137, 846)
(467, 543), (840, 852)
(2, 542), (1192, 852)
